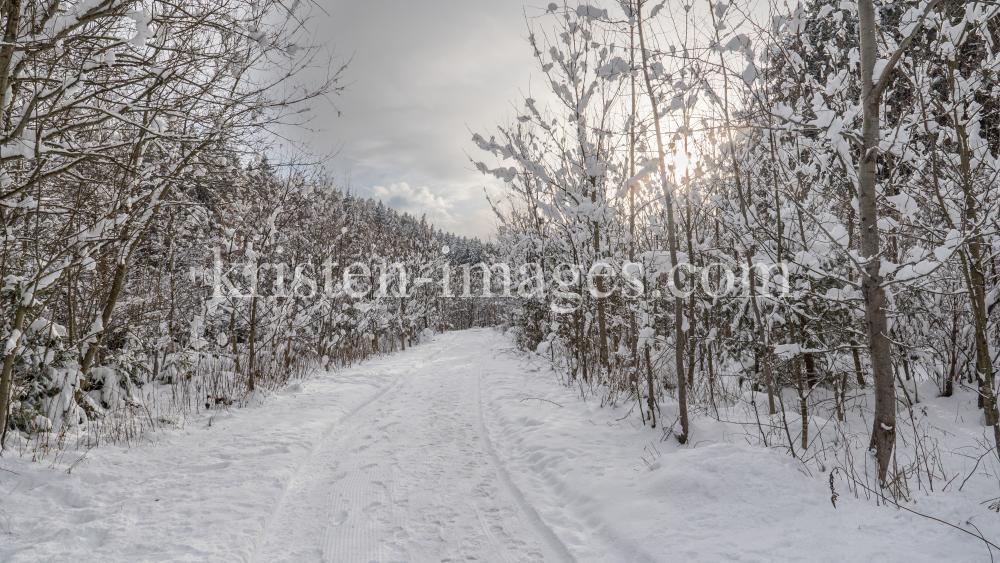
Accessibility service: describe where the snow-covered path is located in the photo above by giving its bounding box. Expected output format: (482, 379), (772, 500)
(2, 328), (997, 562)
(252, 330), (569, 563)
(1, 330), (577, 563)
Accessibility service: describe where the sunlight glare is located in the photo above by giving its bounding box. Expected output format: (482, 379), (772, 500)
(668, 150), (695, 179)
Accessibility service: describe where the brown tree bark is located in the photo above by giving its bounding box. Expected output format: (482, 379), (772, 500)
(638, 3), (687, 442)
(0, 305), (26, 445)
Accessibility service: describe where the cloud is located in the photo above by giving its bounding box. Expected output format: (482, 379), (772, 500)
(372, 182), (454, 224)
(285, 0), (543, 240)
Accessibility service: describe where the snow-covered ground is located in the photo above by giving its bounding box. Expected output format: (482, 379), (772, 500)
(1, 329), (997, 562)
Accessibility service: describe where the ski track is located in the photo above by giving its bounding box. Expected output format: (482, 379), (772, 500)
(248, 333), (454, 563)
(4, 328), (996, 562)
(474, 340), (578, 563)
(253, 329), (561, 563)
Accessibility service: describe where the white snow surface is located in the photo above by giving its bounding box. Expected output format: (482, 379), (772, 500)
(1, 328), (997, 562)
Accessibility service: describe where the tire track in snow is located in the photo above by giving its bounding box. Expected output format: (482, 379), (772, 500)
(478, 342), (660, 563)
(255, 329), (569, 562)
(320, 400), (405, 562)
(473, 334), (579, 563)
(248, 334), (454, 563)
(320, 338), (471, 563)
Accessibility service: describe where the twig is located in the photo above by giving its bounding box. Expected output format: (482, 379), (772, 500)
(659, 415), (681, 442)
(615, 403), (635, 421)
(518, 397), (563, 408)
(959, 444), (997, 491)
(850, 476), (1000, 552)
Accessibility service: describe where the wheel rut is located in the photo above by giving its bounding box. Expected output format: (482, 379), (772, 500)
(253, 330), (567, 563)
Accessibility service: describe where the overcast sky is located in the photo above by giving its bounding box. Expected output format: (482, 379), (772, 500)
(287, 0), (549, 241)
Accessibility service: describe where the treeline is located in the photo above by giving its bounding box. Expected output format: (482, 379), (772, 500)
(476, 0), (1000, 491)
(0, 0), (497, 451)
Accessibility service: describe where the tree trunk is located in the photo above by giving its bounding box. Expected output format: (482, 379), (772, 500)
(594, 225), (609, 371)
(644, 345), (657, 428)
(804, 353), (818, 388)
(80, 260), (129, 379)
(0, 0), (22, 114)
(791, 323), (808, 452)
(852, 343), (865, 387)
(230, 306), (241, 375)
(858, 0), (896, 485)
(638, 5), (687, 442)
(954, 110), (1000, 458)
(0, 305), (27, 446)
(248, 294), (258, 391)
